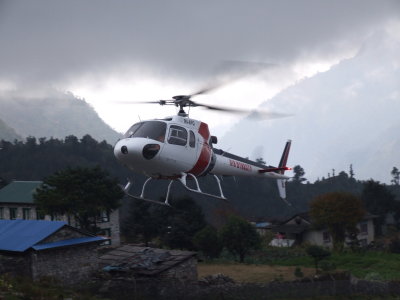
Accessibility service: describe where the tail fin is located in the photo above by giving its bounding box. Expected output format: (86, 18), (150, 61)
(277, 140), (292, 200)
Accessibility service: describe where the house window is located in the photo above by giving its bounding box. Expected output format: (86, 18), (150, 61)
(323, 231), (331, 243)
(97, 211), (110, 223)
(9, 207), (18, 220)
(359, 221), (368, 235)
(0, 207), (3, 219)
(98, 228), (112, 245)
(23, 208), (31, 220)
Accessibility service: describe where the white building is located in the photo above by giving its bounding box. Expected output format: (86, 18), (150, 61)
(0, 181), (120, 246)
(269, 212), (377, 248)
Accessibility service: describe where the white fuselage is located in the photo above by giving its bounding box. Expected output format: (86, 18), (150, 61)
(114, 115), (288, 180)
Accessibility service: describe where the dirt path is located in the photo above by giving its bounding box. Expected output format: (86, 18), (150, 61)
(198, 263), (316, 283)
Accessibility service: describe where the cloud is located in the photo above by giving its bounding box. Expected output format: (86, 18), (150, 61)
(0, 0), (399, 87)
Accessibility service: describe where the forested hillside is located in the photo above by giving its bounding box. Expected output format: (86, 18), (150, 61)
(1, 137), (399, 221)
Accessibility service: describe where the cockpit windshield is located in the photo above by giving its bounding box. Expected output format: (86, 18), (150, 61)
(124, 121), (167, 142)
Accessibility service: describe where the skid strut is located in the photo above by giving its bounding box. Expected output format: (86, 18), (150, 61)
(122, 173), (227, 206)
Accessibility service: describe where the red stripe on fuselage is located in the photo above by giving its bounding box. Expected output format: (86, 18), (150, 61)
(187, 122), (212, 176)
(198, 122), (210, 140)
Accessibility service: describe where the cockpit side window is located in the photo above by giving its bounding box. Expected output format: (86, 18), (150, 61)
(124, 121), (167, 142)
(168, 125), (188, 146)
(189, 130), (196, 148)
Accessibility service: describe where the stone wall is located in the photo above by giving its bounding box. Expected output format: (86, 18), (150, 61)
(91, 270), (400, 300)
(0, 253), (31, 278)
(159, 256), (198, 283)
(194, 274), (400, 299)
(30, 244), (99, 285)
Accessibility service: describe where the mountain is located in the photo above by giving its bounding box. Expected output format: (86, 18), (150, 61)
(0, 90), (121, 143)
(222, 31), (400, 183)
(0, 118), (21, 141)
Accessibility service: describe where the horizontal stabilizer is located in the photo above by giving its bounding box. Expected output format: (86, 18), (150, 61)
(258, 166), (292, 174)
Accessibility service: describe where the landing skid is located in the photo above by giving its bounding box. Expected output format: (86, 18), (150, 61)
(122, 180), (171, 206)
(122, 173), (227, 206)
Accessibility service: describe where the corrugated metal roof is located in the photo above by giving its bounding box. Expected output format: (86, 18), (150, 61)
(32, 236), (107, 251)
(255, 222), (271, 228)
(0, 181), (42, 204)
(99, 245), (196, 276)
(0, 219), (66, 252)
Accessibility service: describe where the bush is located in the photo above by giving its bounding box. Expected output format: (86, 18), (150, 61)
(319, 260), (336, 272)
(193, 225), (223, 259)
(364, 272), (383, 281)
(294, 267), (304, 278)
(306, 245), (331, 274)
(220, 216), (261, 263)
(389, 237), (400, 253)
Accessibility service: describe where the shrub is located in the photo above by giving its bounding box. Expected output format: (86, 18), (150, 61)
(319, 260), (336, 272)
(389, 237), (400, 253)
(193, 225), (223, 259)
(294, 267), (304, 278)
(306, 245), (331, 274)
(220, 215), (261, 263)
(364, 272), (383, 281)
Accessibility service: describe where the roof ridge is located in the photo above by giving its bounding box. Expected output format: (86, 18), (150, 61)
(12, 180), (43, 183)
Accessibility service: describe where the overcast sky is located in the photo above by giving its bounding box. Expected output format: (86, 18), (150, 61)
(0, 0), (399, 134)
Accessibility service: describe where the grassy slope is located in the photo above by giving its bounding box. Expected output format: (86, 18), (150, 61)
(198, 263), (315, 282)
(199, 249), (400, 282)
(270, 251), (400, 280)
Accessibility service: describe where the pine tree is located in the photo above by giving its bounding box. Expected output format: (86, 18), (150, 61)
(349, 164), (355, 179)
(391, 167), (400, 185)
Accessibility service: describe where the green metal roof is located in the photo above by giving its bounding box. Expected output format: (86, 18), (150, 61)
(0, 181), (42, 204)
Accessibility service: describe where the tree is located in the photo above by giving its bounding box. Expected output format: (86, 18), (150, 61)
(193, 225), (223, 259)
(391, 167), (400, 185)
(220, 215), (261, 262)
(306, 245), (331, 274)
(123, 200), (160, 246)
(34, 166), (123, 232)
(159, 196), (206, 250)
(361, 180), (397, 235)
(310, 192), (365, 252)
(292, 165), (306, 183)
(255, 157), (266, 165)
(349, 164), (355, 179)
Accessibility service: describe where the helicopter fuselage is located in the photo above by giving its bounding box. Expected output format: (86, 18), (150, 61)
(114, 115), (288, 180)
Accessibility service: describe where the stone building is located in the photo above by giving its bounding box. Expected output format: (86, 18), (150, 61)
(99, 244), (198, 282)
(0, 219), (106, 285)
(0, 180), (120, 246)
(97, 244), (198, 298)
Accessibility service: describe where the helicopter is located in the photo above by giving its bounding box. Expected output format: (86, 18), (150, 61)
(114, 89), (292, 206)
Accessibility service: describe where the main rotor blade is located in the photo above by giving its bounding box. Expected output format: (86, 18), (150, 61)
(194, 102), (293, 119)
(112, 100), (172, 105)
(189, 60), (278, 98)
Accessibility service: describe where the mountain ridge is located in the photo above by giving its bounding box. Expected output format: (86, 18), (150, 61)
(221, 31), (400, 183)
(0, 90), (121, 143)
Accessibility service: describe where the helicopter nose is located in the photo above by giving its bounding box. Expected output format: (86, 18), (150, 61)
(114, 138), (162, 168)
